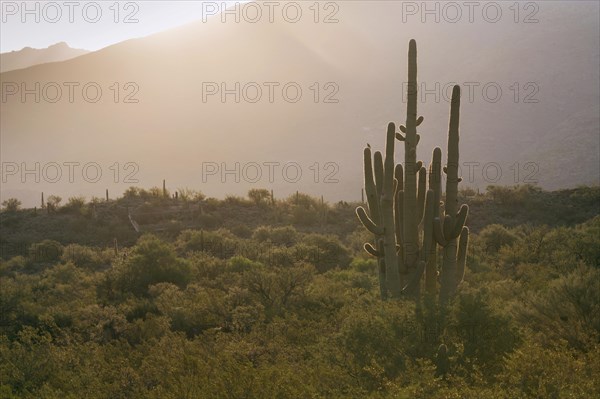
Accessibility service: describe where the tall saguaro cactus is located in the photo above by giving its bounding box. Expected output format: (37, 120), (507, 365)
(398, 40), (424, 277)
(356, 40), (469, 303)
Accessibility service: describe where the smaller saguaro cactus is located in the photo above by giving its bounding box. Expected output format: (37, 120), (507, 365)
(357, 131), (402, 298)
(434, 86), (470, 303)
(435, 344), (449, 377)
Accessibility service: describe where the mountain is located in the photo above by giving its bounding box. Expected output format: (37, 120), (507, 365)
(0, 42), (90, 73)
(1, 2), (598, 207)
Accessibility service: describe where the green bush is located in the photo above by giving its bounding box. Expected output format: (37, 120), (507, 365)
(298, 233), (351, 272)
(61, 244), (105, 270)
(114, 235), (191, 296)
(28, 240), (63, 264)
(478, 224), (518, 253)
(252, 225), (298, 246)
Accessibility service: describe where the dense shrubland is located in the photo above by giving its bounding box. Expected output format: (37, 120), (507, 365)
(0, 185), (599, 398)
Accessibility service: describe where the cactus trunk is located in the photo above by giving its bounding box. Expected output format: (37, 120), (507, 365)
(402, 39), (420, 276)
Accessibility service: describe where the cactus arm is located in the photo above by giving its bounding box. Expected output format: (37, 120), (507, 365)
(356, 207), (383, 235)
(421, 190), (434, 258)
(364, 243), (381, 257)
(382, 123), (401, 296)
(396, 240), (404, 271)
(456, 226), (469, 286)
(451, 204), (469, 239)
(430, 148), (442, 217)
(395, 190), (405, 249)
(444, 85), (461, 217)
(395, 164), (404, 192)
(425, 147), (442, 295)
(443, 214), (454, 239)
(374, 151), (384, 200)
(363, 147), (380, 222)
(406, 40), (418, 133)
(433, 217), (448, 247)
(394, 162), (405, 263)
(417, 166), (427, 225)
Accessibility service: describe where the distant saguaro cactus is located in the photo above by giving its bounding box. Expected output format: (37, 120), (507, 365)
(356, 40), (469, 303)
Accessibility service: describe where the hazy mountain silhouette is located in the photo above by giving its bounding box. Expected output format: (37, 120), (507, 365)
(0, 42), (90, 73)
(1, 2), (598, 207)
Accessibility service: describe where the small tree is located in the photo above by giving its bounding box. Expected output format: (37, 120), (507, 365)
(178, 188), (205, 202)
(63, 196), (86, 213)
(248, 189), (271, 205)
(47, 195), (62, 212)
(123, 186), (141, 199)
(1, 198), (21, 212)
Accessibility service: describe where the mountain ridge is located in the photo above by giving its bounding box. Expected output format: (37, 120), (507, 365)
(1, 42), (90, 73)
(1, 2), (598, 207)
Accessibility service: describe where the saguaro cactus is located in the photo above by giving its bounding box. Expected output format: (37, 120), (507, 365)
(434, 86), (469, 303)
(356, 40), (469, 302)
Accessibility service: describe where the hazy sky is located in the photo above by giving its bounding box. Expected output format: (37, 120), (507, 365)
(0, 1), (244, 52)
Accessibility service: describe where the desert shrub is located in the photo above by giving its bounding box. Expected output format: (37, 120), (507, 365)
(486, 184), (541, 207)
(227, 256), (262, 273)
(297, 233), (351, 272)
(224, 195), (249, 206)
(478, 224), (518, 253)
(230, 224), (253, 238)
(28, 240), (63, 264)
(291, 206), (319, 226)
(451, 289), (520, 377)
(500, 338), (600, 398)
(176, 229), (237, 259)
(248, 189), (271, 205)
(61, 196), (86, 214)
(197, 213), (222, 228)
(517, 265), (600, 350)
(350, 258), (377, 274)
(568, 216), (600, 267)
(61, 244), (105, 270)
(252, 226), (298, 246)
(178, 188), (205, 202)
(114, 235), (191, 296)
